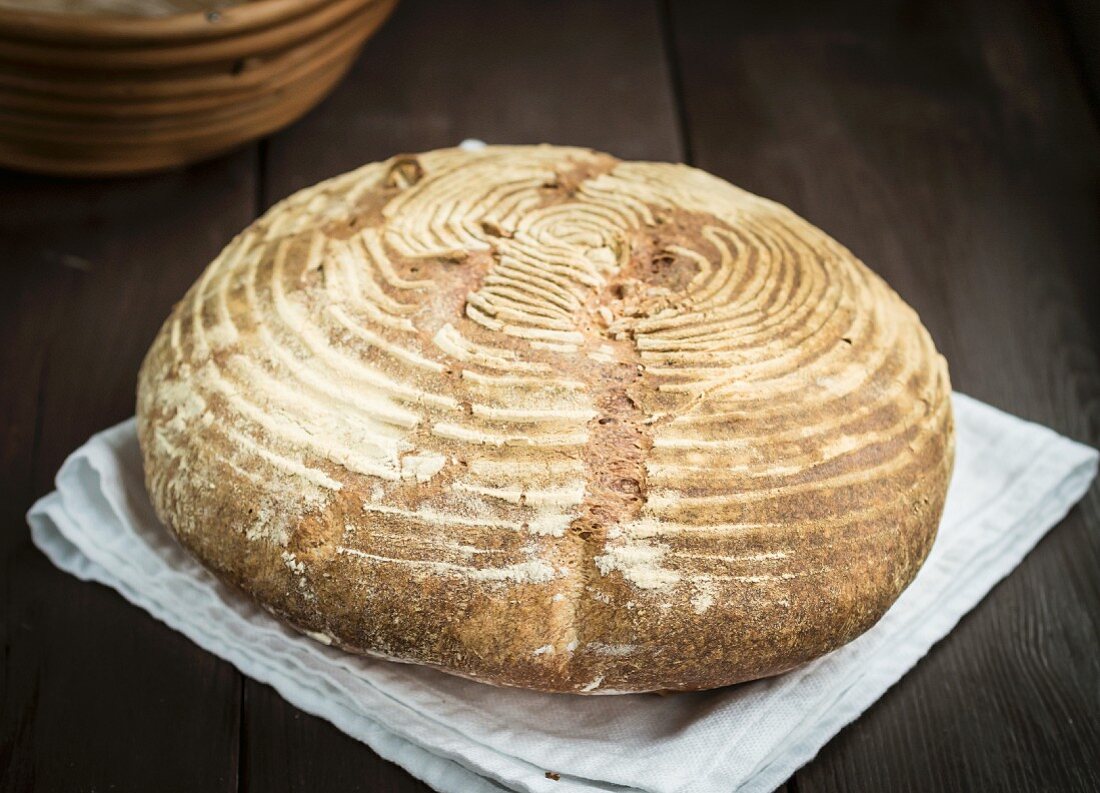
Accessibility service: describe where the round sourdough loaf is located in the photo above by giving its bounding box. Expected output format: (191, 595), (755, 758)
(137, 145), (954, 694)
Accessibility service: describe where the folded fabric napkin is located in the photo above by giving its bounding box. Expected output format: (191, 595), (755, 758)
(27, 393), (1097, 793)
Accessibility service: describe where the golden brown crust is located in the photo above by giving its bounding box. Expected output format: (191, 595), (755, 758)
(136, 145), (954, 694)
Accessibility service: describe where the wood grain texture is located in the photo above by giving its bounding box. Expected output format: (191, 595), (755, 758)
(666, 0), (1100, 790)
(1058, 0), (1100, 118)
(0, 158), (257, 792)
(1, 0), (1097, 790)
(0, 188), (74, 793)
(261, 0), (683, 200)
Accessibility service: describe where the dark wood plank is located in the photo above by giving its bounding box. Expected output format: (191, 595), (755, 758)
(0, 190), (76, 793)
(263, 0), (683, 203)
(240, 684), (433, 793)
(1059, 0), (1100, 117)
(667, 0), (1100, 790)
(242, 1), (684, 791)
(3, 1), (1095, 791)
(0, 153), (258, 792)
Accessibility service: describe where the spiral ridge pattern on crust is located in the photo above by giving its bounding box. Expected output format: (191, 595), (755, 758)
(137, 145), (954, 693)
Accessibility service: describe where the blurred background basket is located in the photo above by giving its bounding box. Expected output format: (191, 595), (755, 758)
(0, 0), (397, 176)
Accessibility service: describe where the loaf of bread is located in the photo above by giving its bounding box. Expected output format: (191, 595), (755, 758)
(137, 145), (953, 694)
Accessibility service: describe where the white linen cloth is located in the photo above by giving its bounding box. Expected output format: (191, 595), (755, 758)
(27, 393), (1098, 793)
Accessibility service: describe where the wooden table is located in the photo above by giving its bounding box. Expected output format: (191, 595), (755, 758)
(2, 1), (1097, 790)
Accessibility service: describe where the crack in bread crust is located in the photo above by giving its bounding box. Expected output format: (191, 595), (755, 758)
(137, 144), (954, 694)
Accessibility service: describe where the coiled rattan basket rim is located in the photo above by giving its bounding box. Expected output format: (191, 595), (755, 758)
(0, 0), (337, 45)
(0, 0), (397, 175)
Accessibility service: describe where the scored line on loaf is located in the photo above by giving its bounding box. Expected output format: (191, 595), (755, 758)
(137, 145), (953, 693)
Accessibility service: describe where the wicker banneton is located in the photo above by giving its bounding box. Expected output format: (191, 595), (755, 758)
(0, 0), (397, 176)
(137, 145), (954, 693)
